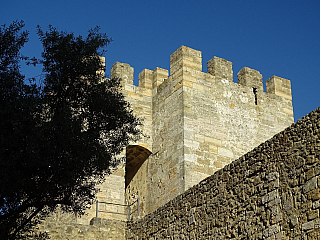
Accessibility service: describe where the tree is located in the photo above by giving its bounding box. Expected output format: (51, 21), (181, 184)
(0, 21), (141, 239)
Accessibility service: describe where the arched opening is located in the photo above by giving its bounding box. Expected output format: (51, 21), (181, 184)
(125, 145), (152, 188)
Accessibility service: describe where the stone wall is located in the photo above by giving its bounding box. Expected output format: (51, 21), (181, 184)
(37, 215), (126, 239)
(127, 107), (320, 239)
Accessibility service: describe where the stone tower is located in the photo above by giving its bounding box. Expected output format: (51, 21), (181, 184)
(105, 46), (294, 219)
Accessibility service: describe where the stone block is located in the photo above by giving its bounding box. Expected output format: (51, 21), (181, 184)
(302, 221), (314, 231)
(267, 172), (279, 182)
(306, 168), (315, 181)
(307, 189), (320, 201)
(263, 224), (280, 238)
(213, 161), (223, 169)
(306, 155), (316, 165)
(308, 209), (319, 221)
(289, 216), (299, 228)
(313, 200), (320, 209)
(315, 218), (320, 229)
(218, 147), (234, 158)
(303, 177), (317, 193)
(204, 136), (222, 147)
(262, 190), (279, 204)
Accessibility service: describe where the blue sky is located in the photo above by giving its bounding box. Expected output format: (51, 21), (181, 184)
(1, 0), (319, 121)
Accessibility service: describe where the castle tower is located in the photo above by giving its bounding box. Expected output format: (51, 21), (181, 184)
(107, 46), (294, 218)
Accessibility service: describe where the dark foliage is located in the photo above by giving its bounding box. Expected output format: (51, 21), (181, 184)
(0, 21), (141, 239)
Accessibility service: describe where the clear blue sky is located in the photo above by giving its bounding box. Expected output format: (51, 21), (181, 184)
(2, 0), (319, 121)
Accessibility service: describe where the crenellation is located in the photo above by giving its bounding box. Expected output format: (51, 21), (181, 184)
(152, 67), (168, 89)
(111, 62), (134, 85)
(170, 46), (202, 77)
(266, 75), (292, 100)
(138, 69), (152, 89)
(238, 66), (263, 92)
(207, 56), (233, 82)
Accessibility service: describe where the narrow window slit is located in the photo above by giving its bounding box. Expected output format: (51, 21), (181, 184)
(253, 87), (258, 105)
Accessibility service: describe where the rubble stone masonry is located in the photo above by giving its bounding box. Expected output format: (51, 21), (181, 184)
(127, 106), (320, 239)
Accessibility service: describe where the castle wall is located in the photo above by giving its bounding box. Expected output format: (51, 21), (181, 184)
(127, 107), (320, 240)
(37, 164), (127, 234)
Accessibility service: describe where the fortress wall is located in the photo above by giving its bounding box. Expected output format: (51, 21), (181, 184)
(39, 164), (127, 231)
(40, 45), (295, 232)
(93, 166), (127, 222)
(127, 107), (320, 239)
(78, 46), (294, 221)
(35, 46), (311, 239)
(125, 157), (148, 218)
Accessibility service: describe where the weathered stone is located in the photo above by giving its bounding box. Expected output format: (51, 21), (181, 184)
(308, 209), (319, 220)
(267, 172), (279, 182)
(302, 221), (314, 231)
(313, 200), (320, 209)
(307, 188), (320, 200)
(306, 155), (316, 165)
(315, 218), (320, 229)
(262, 190), (279, 204)
(306, 168), (315, 181)
(303, 177), (317, 193)
(263, 224), (280, 238)
(289, 216), (299, 228)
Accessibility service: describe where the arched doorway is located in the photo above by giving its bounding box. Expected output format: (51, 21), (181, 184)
(125, 145), (152, 188)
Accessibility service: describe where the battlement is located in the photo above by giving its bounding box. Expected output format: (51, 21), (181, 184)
(111, 46), (292, 103)
(207, 56), (233, 82)
(170, 46), (202, 77)
(266, 75), (292, 100)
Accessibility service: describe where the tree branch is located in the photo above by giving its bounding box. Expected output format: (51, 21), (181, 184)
(10, 205), (44, 240)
